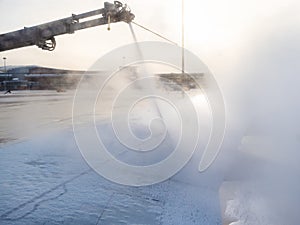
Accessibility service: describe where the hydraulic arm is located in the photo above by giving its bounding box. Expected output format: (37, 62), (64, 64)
(0, 1), (134, 52)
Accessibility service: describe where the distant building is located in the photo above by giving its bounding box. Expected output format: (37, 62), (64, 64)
(0, 66), (86, 91)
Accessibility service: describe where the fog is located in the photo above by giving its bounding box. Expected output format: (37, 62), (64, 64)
(215, 8), (300, 224)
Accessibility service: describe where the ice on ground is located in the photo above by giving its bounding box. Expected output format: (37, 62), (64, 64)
(0, 89), (222, 225)
(0, 127), (221, 225)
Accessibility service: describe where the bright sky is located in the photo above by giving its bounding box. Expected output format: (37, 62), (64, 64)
(0, 0), (299, 71)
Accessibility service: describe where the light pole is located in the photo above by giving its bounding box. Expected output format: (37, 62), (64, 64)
(3, 57), (7, 90)
(3, 57), (6, 73)
(181, 0), (184, 74)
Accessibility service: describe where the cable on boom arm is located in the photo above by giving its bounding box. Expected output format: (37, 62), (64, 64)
(131, 21), (178, 46)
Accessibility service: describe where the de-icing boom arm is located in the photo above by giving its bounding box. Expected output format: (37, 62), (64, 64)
(0, 1), (134, 52)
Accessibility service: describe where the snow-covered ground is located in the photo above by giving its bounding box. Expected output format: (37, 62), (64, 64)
(0, 90), (222, 225)
(2, 84), (297, 225)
